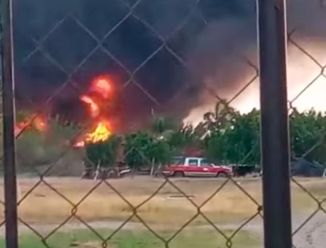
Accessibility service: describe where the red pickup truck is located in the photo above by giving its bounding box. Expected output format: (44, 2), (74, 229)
(162, 156), (232, 177)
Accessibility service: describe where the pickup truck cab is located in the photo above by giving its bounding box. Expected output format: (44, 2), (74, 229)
(162, 156), (232, 177)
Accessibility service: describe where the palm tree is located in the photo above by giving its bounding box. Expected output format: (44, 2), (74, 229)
(151, 116), (178, 141)
(202, 99), (238, 132)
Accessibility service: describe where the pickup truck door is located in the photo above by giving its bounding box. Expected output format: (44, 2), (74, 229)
(199, 159), (216, 177)
(186, 159), (200, 176)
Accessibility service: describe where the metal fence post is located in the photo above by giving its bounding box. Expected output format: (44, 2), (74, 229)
(258, 0), (292, 248)
(1, 0), (19, 247)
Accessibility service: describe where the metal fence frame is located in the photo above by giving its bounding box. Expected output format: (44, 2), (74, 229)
(1, 0), (19, 247)
(1, 0), (293, 247)
(258, 1), (292, 248)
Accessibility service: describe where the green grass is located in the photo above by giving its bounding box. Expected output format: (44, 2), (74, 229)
(0, 228), (260, 248)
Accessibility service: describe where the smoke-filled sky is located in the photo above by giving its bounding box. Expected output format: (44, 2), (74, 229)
(12, 0), (326, 130)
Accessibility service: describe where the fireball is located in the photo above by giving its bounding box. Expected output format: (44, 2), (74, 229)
(73, 75), (114, 147)
(90, 76), (112, 99)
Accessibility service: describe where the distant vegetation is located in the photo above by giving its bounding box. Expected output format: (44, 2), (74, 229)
(3, 101), (326, 174)
(86, 102), (326, 171)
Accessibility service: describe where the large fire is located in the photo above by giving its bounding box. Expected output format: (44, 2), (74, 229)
(15, 76), (113, 147)
(74, 76), (113, 147)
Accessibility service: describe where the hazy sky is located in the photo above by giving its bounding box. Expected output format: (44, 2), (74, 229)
(184, 39), (326, 125)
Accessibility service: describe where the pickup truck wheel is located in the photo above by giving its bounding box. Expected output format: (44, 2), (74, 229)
(217, 172), (228, 178)
(173, 171), (184, 177)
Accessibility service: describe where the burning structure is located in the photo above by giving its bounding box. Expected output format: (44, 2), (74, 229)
(12, 0), (326, 130)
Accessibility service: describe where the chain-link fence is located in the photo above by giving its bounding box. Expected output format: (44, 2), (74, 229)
(287, 1), (326, 247)
(1, 0), (326, 247)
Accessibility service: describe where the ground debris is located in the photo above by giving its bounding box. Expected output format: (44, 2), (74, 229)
(70, 241), (109, 248)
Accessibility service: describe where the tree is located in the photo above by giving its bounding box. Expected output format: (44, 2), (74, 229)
(204, 109), (260, 165)
(290, 109), (326, 163)
(124, 132), (152, 169)
(147, 140), (171, 165)
(16, 116), (80, 169)
(152, 116), (177, 135)
(201, 99), (239, 133)
(124, 132), (172, 170)
(85, 135), (121, 168)
(168, 124), (201, 155)
(204, 107), (326, 166)
(150, 116), (179, 143)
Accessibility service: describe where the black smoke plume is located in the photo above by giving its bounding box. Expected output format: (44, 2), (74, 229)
(12, 0), (326, 131)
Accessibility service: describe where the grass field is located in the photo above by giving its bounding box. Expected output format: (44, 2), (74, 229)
(0, 176), (325, 247)
(0, 228), (259, 248)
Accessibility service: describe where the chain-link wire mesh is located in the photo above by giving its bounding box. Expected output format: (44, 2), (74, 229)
(1, 0), (326, 247)
(286, 1), (326, 247)
(0, 1), (265, 247)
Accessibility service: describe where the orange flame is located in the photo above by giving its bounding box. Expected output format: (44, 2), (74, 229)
(85, 120), (112, 144)
(34, 116), (47, 132)
(73, 140), (86, 148)
(15, 115), (47, 136)
(80, 95), (100, 118)
(74, 75), (114, 147)
(90, 76), (112, 99)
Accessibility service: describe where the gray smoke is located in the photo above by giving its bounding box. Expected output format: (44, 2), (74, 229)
(11, 0), (326, 131)
(187, 0), (326, 105)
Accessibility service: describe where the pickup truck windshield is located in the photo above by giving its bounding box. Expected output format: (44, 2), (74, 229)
(172, 157), (185, 165)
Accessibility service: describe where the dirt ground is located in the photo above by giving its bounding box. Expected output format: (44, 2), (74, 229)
(0, 176), (325, 247)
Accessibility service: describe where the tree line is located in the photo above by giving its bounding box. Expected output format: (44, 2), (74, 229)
(86, 102), (326, 169)
(9, 102), (326, 171)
